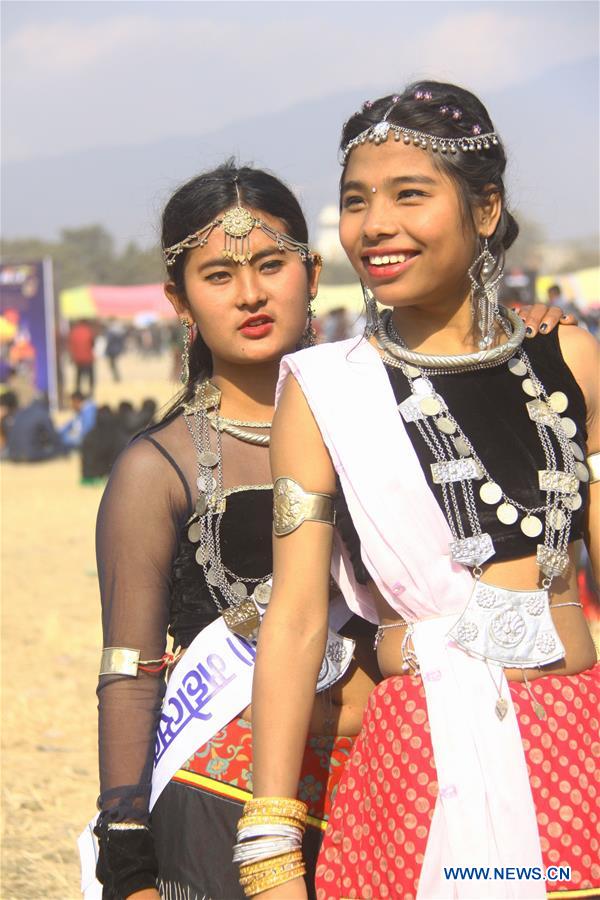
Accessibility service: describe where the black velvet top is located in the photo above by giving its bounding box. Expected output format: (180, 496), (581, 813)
(335, 329), (589, 585)
(170, 488), (273, 648)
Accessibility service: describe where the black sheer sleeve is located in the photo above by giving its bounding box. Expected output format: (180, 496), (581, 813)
(96, 435), (190, 822)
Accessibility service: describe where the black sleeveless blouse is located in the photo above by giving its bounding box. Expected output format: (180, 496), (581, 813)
(170, 488), (273, 648)
(335, 329), (589, 585)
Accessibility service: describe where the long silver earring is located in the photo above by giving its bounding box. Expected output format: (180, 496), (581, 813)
(301, 296), (317, 348)
(181, 319), (192, 384)
(362, 282), (380, 337)
(468, 238), (503, 349)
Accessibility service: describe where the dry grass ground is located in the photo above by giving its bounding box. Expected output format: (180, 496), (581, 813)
(1, 352), (178, 899)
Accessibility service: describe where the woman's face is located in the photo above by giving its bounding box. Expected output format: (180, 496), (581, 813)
(167, 209), (319, 367)
(340, 140), (486, 311)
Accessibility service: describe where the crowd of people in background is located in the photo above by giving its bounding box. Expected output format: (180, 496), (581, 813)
(1, 298), (597, 471)
(0, 385), (156, 477)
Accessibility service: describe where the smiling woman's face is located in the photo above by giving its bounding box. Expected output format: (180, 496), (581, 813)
(167, 208), (319, 368)
(340, 140), (485, 311)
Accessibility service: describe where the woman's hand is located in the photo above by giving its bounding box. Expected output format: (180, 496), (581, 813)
(511, 302), (577, 337)
(127, 889), (161, 900)
(253, 876), (308, 899)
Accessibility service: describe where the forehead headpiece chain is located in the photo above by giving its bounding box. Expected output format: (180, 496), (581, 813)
(341, 94), (500, 164)
(163, 178), (320, 268)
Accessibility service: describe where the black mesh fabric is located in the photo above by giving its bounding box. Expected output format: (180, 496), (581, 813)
(96, 411), (272, 826)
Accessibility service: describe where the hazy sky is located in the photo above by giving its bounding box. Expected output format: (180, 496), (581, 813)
(2, 0), (598, 163)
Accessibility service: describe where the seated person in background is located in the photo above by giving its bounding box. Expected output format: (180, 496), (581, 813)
(0, 390), (19, 458)
(116, 400), (137, 438)
(7, 396), (64, 462)
(131, 397), (157, 433)
(59, 390), (97, 450)
(81, 405), (126, 481)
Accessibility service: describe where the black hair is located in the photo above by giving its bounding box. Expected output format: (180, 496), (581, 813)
(340, 81), (519, 268)
(160, 159), (312, 416)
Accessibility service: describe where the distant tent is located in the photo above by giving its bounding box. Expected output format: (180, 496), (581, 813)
(60, 284), (174, 320)
(60, 281), (368, 321)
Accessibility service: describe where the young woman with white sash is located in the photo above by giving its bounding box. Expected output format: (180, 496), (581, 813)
(244, 82), (599, 899)
(93, 162), (386, 900)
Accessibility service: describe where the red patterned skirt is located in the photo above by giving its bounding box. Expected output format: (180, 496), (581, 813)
(316, 665), (600, 899)
(152, 717), (356, 899)
(176, 715), (355, 824)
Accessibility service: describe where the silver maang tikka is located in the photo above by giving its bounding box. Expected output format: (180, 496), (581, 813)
(468, 238), (503, 349)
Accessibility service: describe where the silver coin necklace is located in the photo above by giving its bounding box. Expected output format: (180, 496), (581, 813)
(377, 311), (589, 719)
(183, 380), (272, 641)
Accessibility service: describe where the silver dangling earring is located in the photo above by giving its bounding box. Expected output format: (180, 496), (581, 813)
(468, 237), (503, 349)
(301, 296), (317, 348)
(180, 318), (192, 384)
(362, 282), (380, 337)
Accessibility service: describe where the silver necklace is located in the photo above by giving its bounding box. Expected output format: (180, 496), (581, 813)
(183, 381), (272, 640)
(207, 413), (271, 446)
(380, 317), (589, 715)
(377, 306), (526, 371)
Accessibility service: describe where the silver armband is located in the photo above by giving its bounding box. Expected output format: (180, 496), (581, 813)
(99, 647), (141, 677)
(273, 476), (336, 536)
(587, 451), (600, 485)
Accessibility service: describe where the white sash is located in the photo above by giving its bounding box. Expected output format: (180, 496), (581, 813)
(80, 597), (353, 895)
(150, 616), (256, 807)
(278, 339), (545, 899)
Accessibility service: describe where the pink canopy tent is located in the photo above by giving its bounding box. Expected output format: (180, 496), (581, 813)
(60, 283), (175, 320)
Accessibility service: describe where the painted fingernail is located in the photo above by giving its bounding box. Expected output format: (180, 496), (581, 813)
(539, 323), (548, 333)
(526, 326), (533, 336)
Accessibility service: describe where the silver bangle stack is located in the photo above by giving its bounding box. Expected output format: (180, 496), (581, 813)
(233, 826), (304, 865)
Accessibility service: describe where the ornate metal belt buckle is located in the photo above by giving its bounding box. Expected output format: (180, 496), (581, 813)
(448, 581), (565, 668)
(316, 629), (356, 693)
(222, 599), (260, 641)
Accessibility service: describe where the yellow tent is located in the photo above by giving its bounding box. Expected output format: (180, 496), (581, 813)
(313, 282), (364, 316)
(536, 267), (599, 310)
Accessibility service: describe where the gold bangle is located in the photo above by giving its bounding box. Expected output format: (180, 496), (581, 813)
(237, 815), (306, 831)
(587, 451), (600, 485)
(240, 865), (305, 890)
(244, 797), (308, 816)
(239, 808), (307, 825)
(242, 865), (306, 897)
(239, 850), (303, 877)
(240, 866), (306, 890)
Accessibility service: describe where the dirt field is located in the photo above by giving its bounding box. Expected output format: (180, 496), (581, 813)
(1, 352), (178, 899)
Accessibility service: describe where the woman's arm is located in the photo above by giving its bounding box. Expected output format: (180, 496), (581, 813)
(95, 437), (184, 899)
(252, 373), (337, 796)
(247, 375), (337, 898)
(557, 324), (600, 577)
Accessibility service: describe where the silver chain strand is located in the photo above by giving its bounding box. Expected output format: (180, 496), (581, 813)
(377, 315), (581, 583)
(183, 382), (272, 614)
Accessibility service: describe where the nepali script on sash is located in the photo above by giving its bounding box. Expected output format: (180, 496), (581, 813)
(79, 618), (256, 898)
(150, 616), (256, 807)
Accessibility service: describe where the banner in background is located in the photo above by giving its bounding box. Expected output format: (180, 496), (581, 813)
(0, 259), (58, 408)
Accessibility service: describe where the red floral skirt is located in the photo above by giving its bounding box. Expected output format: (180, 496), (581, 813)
(316, 666), (600, 899)
(175, 715), (355, 826)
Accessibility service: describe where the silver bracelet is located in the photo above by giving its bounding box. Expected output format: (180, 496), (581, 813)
(551, 601), (583, 610)
(233, 836), (301, 865)
(106, 822), (149, 831)
(237, 824), (303, 842)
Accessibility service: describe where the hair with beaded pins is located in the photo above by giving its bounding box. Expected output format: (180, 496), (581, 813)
(339, 81), (519, 270)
